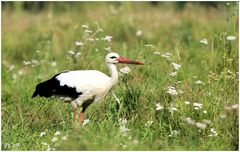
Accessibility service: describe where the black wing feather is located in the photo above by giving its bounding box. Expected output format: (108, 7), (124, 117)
(32, 71), (82, 99)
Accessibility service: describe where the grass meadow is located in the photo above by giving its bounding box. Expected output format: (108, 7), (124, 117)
(1, 1), (239, 151)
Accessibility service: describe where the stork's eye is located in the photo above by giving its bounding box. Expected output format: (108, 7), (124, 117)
(110, 56), (117, 59)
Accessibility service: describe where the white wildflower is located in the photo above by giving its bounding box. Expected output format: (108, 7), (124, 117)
(219, 114), (226, 119)
(13, 73), (18, 78)
(226, 36), (236, 41)
(154, 51), (161, 55)
(18, 70), (23, 76)
(178, 89), (184, 94)
(122, 144), (127, 149)
(81, 24), (88, 28)
(194, 106), (200, 110)
(119, 118), (130, 136)
(196, 122), (207, 129)
(184, 101), (190, 105)
(104, 47), (111, 51)
(169, 72), (177, 77)
(8, 65), (15, 71)
(184, 117), (195, 125)
(224, 106), (232, 110)
(156, 103), (163, 111)
(150, 88), (154, 92)
(68, 51), (75, 55)
(165, 52), (172, 56)
(13, 74), (17, 83)
(208, 128), (218, 137)
(210, 128), (217, 133)
(62, 135), (68, 140)
(133, 139), (139, 144)
(166, 86), (178, 96)
(195, 80), (205, 85)
(98, 28), (104, 32)
(193, 102), (203, 110)
(172, 62), (181, 71)
(168, 104), (178, 113)
(119, 118), (127, 126)
(75, 52), (81, 57)
(51, 61), (57, 67)
(169, 130), (179, 137)
(54, 131), (61, 136)
(84, 29), (93, 33)
(136, 30), (143, 36)
(23, 61), (31, 65)
(193, 102), (203, 107)
(227, 69), (233, 74)
(41, 142), (49, 146)
(31, 59), (39, 65)
(95, 48), (99, 52)
(193, 76), (198, 79)
(119, 125), (130, 136)
(161, 52), (172, 59)
(83, 119), (90, 126)
(145, 44), (156, 48)
(75, 41), (84, 46)
(13, 143), (20, 148)
(46, 146), (51, 151)
(51, 137), (58, 143)
(202, 119), (212, 125)
(200, 38), (208, 45)
(176, 81), (182, 84)
(120, 66), (131, 74)
(88, 38), (94, 41)
(103, 35), (113, 42)
(40, 132), (46, 137)
(231, 104), (238, 109)
(145, 121), (154, 127)
(203, 110), (207, 114)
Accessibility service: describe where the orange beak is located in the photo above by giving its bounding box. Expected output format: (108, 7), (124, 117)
(117, 56), (144, 65)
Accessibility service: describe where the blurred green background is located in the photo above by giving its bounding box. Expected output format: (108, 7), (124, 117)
(1, 1), (239, 151)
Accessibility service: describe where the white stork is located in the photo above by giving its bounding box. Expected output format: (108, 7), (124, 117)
(32, 52), (144, 126)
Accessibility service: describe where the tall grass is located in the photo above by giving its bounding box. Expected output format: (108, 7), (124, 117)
(1, 2), (239, 150)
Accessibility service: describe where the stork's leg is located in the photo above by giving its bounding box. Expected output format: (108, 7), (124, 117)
(71, 101), (78, 127)
(73, 109), (77, 127)
(72, 94), (94, 126)
(79, 112), (84, 125)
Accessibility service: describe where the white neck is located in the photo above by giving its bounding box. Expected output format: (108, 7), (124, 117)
(106, 63), (118, 85)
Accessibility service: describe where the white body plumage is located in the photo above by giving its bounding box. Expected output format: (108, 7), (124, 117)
(56, 70), (115, 109)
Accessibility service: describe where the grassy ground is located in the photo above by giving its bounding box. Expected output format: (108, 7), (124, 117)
(1, 2), (239, 150)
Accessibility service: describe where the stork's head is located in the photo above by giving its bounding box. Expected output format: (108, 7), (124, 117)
(105, 52), (144, 65)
